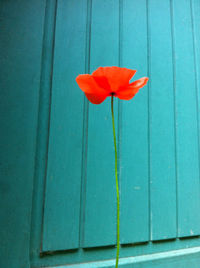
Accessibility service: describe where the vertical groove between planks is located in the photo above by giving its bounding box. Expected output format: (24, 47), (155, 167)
(80, 0), (92, 248)
(118, 0), (122, 227)
(190, 0), (200, 192)
(30, 0), (50, 256)
(146, 0), (152, 241)
(118, 0), (122, 68)
(32, 0), (49, 254)
(170, 0), (178, 238)
(40, 0), (58, 252)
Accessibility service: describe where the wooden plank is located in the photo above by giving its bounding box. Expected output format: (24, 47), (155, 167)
(149, 0), (177, 240)
(42, 0), (87, 251)
(120, 0), (149, 244)
(172, 0), (200, 237)
(83, 0), (119, 248)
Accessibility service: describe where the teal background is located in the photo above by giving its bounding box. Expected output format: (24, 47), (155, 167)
(1, 0), (200, 267)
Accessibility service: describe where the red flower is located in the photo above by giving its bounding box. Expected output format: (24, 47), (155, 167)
(76, 66), (148, 104)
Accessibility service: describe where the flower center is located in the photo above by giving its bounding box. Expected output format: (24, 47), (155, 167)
(110, 92), (116, 96)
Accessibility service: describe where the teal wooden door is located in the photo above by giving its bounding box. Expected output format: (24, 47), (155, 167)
(29, 0), (200, 267)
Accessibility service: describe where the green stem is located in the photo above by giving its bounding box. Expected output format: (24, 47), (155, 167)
(111, 95), (120, 268)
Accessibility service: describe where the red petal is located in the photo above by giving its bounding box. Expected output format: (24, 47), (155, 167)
(76, 74), (107, 94)
(92, 66), (136, 92)
(85, 93), (108, 104)
(92, 76), (110, 91)
(129, 77), (149, 89)
(117, 77), (148, 100)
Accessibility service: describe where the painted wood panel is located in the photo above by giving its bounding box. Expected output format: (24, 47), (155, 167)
(83, 0), (120, 248)
(120, 0), (149, 244)
(31, 0), (200, 266)
(149, 0), (177, 240)
(42, 0), (87, 251)
(172, 0), (200, 237)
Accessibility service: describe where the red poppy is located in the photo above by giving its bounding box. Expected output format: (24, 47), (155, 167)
(76, 66), (148, 104)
